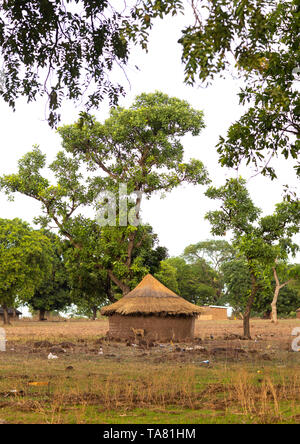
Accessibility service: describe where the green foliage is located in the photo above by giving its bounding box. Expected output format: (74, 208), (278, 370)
(205, 178), (300, 265)
(183, 239), (235, 271)
(58, 91), (208, 196)
(156, 256), (223, 306)
(221, 257), (252, 313)
(66, 249), (111, 319)
(26, 231), (71, 315)
(0, 218), (52, 309)
(205, 178), (261, 236)
(221, 257), (272, 314)
(138, 245), (168, 276)
(0, 92), (208, 295)
(205, 177), (300, 335)
(0, 0), (183, 126)
(155, 260), (179, 294)
(179, 0), (300, 178)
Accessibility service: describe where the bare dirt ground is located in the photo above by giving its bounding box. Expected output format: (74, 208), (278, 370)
(3, 318), (300, 366)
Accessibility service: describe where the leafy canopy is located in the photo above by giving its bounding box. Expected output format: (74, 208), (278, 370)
(183, 239), (235, 271)
(0, 0), (183, 126)
(58, 91), (208, 196)
(179, 0), (300, 178)
(205, 177), (300, 336)
(0, 92), (208, 295)
(205, 178), (300, 267)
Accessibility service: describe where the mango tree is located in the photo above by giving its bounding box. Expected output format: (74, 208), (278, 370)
(0, 91), (209, 297)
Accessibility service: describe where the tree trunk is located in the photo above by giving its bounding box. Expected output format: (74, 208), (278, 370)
(39, 308), (47, 321)
(2, 305), (11, 325)
(243, 313), (251, 339)
(243, 270), (258, 339)
(92, 307), (98, 320)
(105, 276), (117, 303)
(271, 265), (293, 324)
(271, 284), (280, 324)
(107, 269), (130, 295)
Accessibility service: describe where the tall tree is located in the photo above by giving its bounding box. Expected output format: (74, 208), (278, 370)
(205, 177), (300, 338)
(179, 0), (300, 179)
(0, 0), (183, 126)
(0, 92), (209, 296)
(0, 218), (52, 324)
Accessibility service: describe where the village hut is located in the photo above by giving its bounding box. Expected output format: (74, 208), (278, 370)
(0, 308), (22, 321)
(296, 309), (300, 320)
(101, 274), (203, 342)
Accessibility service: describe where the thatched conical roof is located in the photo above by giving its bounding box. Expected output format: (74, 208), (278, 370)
(101, 274), (203, 317)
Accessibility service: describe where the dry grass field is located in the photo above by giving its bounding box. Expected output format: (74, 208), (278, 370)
(0, 318), (299, 424)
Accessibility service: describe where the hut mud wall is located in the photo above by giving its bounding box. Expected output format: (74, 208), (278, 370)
(108, 314), (195, 341)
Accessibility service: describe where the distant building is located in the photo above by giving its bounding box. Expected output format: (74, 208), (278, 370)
(297, 309), (300, 319)
(198, 305), (228, 320)
(0, 308), (22, 321)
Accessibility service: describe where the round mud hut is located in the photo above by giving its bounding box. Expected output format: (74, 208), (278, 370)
(101, 274), (202, 342)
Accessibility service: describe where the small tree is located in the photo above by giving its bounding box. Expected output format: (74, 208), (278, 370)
(0, 219), (52, 325)
(222, 257), (300, 319)
(269, 261), (300, 324)
(205, 178), (300, 338)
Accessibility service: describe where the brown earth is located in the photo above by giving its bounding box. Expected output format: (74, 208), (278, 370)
(2, 318), (300, 366)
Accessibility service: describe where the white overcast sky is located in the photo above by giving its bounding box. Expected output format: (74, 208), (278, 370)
(0, 9), (299, 263)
